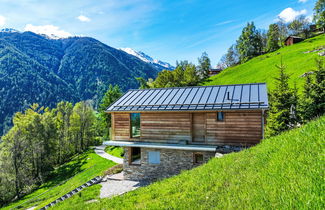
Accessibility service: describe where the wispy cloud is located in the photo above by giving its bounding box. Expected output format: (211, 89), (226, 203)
(77, 15), (91, 22)
(215, 20), (235, 26)
(24, 24), (72, 38)
(277, 7), (307, 22)
(298, 0), (308, 3)
(0, 15), (6, 27)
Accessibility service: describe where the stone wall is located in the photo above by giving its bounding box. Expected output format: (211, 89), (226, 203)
(123, 147), (215, 180)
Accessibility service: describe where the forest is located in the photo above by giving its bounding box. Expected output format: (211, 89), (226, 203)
(0, 32), (158, 136)
(0, 85), (122, 205)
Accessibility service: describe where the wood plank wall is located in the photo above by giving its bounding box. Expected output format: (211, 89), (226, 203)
(141, 113), (191, 143)
(112, 111), (263, 145)
(206, 111), (262, 145)
(112, 113), (130, 140)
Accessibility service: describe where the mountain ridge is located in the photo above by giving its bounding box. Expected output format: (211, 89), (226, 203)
(0, 30), (160, 136)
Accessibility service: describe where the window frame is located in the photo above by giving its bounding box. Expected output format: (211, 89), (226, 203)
(129, 147), (141, 166)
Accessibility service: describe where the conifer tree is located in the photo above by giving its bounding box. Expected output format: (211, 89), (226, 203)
(197, 52), (211, 80)
(266, 61), (298, 137)
(301, 58), (325, 122)
(266, 24), (281, 52)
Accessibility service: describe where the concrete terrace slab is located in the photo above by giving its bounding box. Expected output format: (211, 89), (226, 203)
(100, 173), (149, 198)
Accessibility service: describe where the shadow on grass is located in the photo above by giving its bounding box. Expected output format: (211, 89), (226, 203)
(41, 150), (92, 189)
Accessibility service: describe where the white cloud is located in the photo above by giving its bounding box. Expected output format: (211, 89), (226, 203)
(77, 15), (91, 22)
(215, 20), (235, 26)
(298, 0), (308, 3)
(0, 15), (6, 27)
(24, 24), (72, 38)
(278, 8), (307, 23)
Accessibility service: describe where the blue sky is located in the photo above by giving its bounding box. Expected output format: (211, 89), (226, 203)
(0, 0), (317, 66)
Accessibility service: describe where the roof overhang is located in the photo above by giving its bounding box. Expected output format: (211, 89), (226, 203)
(106, 108), (268, 113)
(103, 141), (217, 152)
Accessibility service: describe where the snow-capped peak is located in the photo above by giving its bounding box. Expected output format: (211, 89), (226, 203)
(120, 48), (174, 70)
(1, 28), (19, 33)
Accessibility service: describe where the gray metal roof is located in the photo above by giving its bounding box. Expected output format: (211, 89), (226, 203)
(106, 83), (269, 112)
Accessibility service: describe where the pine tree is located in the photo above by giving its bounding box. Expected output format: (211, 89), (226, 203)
(300, 58), (325, 122)
(313, 58), (325, 115)
(266, 24), (281, 52)
(266, 61), (298, 137)
(197, 52), (211, 80)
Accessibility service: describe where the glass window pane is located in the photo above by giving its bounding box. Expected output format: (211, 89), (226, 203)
(131, 113), (141, 138)
(217, 112), (224, 121)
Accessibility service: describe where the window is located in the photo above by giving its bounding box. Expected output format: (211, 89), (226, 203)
(130, 147), (141, 165)
(130, 113), (141, 138)
(148, 151), (160, 164)
(217, 112), (224, 121)
(194, 153), (204, 164)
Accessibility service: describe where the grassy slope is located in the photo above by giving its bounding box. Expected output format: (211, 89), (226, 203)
(104, 146), (124, 158)
(81, 116), (324, 209)
(3, 150), (115, 210)
(204, 34), (325, 90)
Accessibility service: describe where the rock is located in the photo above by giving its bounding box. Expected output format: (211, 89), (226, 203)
(318, 51), (325, 56)
(215, 153), (223, 158)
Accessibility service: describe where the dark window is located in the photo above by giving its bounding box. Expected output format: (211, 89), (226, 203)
(194, 153), (204, 164)
(130, 113), (141, 138)
(130, 147), (141, 165)
(217, 112), (224, 121)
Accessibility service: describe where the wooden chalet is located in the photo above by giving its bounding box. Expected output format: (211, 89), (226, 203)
(208, 68), (223, 76)
(106, 83), (269, 180)
(284, 36), (304, 46)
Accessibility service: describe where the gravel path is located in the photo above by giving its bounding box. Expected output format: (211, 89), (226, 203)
(95, 145), (148, 198)
(100, 173), (149, 198)
(94, 145), (123, 164)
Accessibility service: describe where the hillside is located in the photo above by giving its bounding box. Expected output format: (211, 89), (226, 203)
(0, 31), (159, 136)
(204, 34), (325, 90)
(2, 150), (115, 210)
(79, 116), (324, 209)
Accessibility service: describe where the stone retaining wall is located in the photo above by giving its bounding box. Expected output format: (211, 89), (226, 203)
(123, 147), (215, 180)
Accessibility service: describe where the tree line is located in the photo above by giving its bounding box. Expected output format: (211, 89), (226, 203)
(266, 58), (325, 137)
(218, 0), (325, 69)
(137, 52), (211, 88)
(0, 87), (122, 205)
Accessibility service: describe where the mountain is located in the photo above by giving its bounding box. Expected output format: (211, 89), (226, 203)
(0, 30), (159, 136)
(120, 48), (175, 71)
(204, 34), (325, 91)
